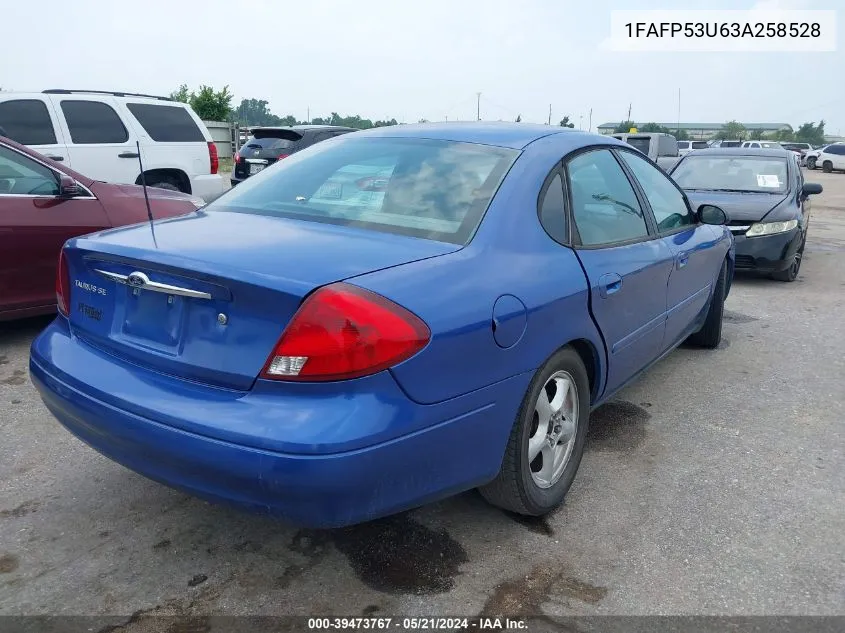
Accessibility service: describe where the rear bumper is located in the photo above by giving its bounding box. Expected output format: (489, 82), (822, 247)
(733, 227), (802, 272)
(29, 319), (527, 527)
(190, 174), (228, 201)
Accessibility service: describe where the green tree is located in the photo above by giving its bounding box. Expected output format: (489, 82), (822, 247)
(559, 116), (575, 128)
(613, 120), (637, 133)
(190, 85), (233, 121)
(169, 84), (190, 103)
(716, 120), (747, 140)
(794, 121), (825, 145)
(674, 128), (690, 140)
(750, 128), (766, 140)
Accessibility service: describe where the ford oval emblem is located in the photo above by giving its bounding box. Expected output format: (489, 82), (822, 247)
(127, 272), (149, 288)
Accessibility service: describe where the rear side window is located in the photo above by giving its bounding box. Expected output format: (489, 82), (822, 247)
(538, 172), (567, 243)
(626, 137), (651, 154)
(0, 100), (57, 145)
(567, 149), (649, 246)
(211, 137), (519, 245)
(126, 103), (205, 142)
(61, 101), (128, 144)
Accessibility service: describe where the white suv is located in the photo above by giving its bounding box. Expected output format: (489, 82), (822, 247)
(0, 90), (226, 201)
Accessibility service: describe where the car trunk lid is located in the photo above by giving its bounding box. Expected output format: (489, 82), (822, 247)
(63, 211), (458, 391)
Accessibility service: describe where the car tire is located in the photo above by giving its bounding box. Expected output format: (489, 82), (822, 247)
(807, 157), (816, 170)
(148, 176), (182, 192)
(688, 260), (727, 349)
(771, 235), (805, 282)
(822, 161), (833, 173)
(479, 346), (590, 516)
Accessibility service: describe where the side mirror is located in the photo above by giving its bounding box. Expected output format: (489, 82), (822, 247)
(697, 204), (727, 225)
(802, 182), (823, 196)
(58, 174), (79, 198)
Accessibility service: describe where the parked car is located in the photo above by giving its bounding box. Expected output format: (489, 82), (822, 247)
(0, 136), (203, 321)
(804, 143), (845, 172)
(670, 147), (822, 282)
(677, 140), (709, 156)
(710, 140), (743, 148)
(0, 90), (226, 201)
(781, 142), (812, 164)
(231, 125), (356, 186)
(30, 123), (732, 528)
(611, 132), (680, 172)
(741, 141), (783, 149)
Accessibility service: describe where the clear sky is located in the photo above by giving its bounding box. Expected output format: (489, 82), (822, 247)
(3, 0), (843, 133)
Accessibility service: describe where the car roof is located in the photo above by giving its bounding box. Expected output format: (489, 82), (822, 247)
(683, 147), (792, 158)
(249, 125), (356, 133)
(348, 121), (599, 150)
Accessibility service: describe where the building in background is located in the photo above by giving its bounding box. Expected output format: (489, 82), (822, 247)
(596, 122), (792, 140)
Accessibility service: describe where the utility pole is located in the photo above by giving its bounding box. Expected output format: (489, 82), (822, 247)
(588, 108), (592, 132)
(627, 103), (632, 122)
(476, 93), (481, 121)
(307, 106), (310, 124)
(579, 115), (584, 130)
(677, 88), (681, 136)
(548, 104), (552, 125)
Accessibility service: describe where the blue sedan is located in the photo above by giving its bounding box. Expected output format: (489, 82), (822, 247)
(30, 123), (733, 528)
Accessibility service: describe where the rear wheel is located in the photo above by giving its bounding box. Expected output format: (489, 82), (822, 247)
(479, 347), (590, 516)
(822, 161), (833, 173)
(688, 260), (727, 348)
(771, 236), (805, 282)
(807, 157), (817, 170)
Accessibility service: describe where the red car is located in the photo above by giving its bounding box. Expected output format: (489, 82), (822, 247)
(0, 136), (203, 321)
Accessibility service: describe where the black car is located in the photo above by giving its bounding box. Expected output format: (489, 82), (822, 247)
(669, 148), (823, 282)
(231, 125), (356, 185)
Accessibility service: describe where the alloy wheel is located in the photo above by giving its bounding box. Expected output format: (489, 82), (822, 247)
(527, 370), (579, 489)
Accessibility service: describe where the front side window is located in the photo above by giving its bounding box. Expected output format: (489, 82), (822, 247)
(0, 145), (60, 196)
(207, 137), (518, 245)
(61, 100), (128, 144)
(671, 155), (789, 194)
(0, 100), (57, 145)
(618, 150), (694, 232)
(567, 149), (649, 246)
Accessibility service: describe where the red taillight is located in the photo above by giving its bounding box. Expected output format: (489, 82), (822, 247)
(234, 153), (240, 164)
(277, 153), (290, 160)
(261, 283), (430, 382)
(56, 249), (70, 316)
(208, 142), (219, 174)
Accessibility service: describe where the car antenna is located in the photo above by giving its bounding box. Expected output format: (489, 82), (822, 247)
(135, 141), (158, 247)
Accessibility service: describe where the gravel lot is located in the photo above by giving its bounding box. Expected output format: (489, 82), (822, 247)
(1, 170), (843, 625)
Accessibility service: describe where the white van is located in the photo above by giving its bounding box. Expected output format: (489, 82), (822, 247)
(0, 90), (226, 201)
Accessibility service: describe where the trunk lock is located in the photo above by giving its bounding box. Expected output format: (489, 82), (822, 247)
(217, 313), (228, 325)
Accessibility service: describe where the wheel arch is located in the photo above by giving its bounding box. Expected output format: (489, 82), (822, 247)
(135, 168), (191, 193)
(564, 338), (603, 405)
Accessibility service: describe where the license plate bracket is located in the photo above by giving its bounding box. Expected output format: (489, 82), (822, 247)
(249, 163), (266, 175)
(121, 290), (185, 351)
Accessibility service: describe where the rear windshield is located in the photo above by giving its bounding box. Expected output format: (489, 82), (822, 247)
(126, 103), (205, 142)
(671, 155), (789, 193)
(625, 137), (651, 154)
(208, 137), (519, 245)
(240, 136), (297, 151)
(692, 141), (708, 149)
(719, 141), (742, 148)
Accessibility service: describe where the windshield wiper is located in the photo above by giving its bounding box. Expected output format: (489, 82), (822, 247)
(686, 188), (775, 194)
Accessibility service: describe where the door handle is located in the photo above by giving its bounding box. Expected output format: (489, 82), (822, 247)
(598, 273), (623, 298)
(118, 152), (140, 159)
(677, 252), (690, 269)
(45, 155), (64, 162)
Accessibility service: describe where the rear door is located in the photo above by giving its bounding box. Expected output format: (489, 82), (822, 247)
(828, 144), (845, 169)
(0, 143), (109, 313)
(565, 148), (673, 395)
(0, 97), (70, 165)
(49, 95), (141, 184)
(617, 148), (723, 348)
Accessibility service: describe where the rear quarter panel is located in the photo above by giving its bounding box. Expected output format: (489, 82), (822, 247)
(352, 136), (606, 405)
